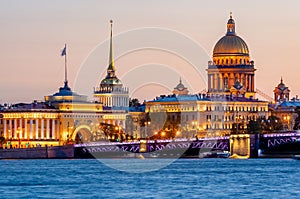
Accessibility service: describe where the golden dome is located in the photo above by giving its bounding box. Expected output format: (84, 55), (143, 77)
(213, 15), (249, 57)
(213, 35), (249, 57)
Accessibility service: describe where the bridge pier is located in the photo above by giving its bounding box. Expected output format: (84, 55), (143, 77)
(230, 134), (260, 158)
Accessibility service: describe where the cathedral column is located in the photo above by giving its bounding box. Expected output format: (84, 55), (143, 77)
(213, 74), (218, 91)
(208, 74), (211, 91)
(217, 75), (220, 91)
(251, 75), (255, 92)
(229, 73), (234, 89)
(41, 119), (44, 139)
(245, 74), (248, 91)
(248, 75), (251, 92)
(220, 74), (224, 91)
(46, 119), (50, 140)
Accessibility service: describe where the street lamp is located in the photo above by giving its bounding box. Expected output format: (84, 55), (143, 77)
(144, 121), (150, 139)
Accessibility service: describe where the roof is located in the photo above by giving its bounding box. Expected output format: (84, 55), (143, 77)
(279, 101), (300, 107)
(148, 94), (266, 103)
(1, 101), (56, 112)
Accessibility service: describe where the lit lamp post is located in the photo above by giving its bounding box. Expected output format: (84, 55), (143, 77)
(283, 115), (291, 130)
(144, 121), (150, 139)
(191, 121), (197, 138)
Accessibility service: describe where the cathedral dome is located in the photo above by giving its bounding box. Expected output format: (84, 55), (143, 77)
(213, 35), (249, 57)
(211, 14), (251, 66)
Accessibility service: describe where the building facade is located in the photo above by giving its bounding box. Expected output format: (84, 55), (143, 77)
(0, 21), (128, 148)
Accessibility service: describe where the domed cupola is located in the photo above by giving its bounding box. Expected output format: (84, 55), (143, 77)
(207, 13), (256, 99)
(173, 78), (189, 96)
(212, 13), (252, 66)
(274, 77), (290, 103)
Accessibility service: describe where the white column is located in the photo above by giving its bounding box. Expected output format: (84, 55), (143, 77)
(56, 120), (60, 140)
(3, 119), (6, 138)
(52, 119), (55, 139)
(46, 119), (50, 139)
(30, 119), (33, 139)
(35, 119), (39, 139)
(19, 119), (22, 139)
(41, 119), (44, 139)
(14, 119), (17, 139)
(24, 119), (28, 139)
(9, 119), (12, 138)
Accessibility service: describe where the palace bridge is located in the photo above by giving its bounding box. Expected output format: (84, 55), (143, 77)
(74, 131), (300, 158)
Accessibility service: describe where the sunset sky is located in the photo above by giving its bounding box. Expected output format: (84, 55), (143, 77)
(1, 0), (300, 103)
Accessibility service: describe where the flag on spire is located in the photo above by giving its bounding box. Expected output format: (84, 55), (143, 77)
(61, 44), (66, 56)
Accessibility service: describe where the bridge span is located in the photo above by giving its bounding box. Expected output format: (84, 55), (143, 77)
(74, 131), (300, 158)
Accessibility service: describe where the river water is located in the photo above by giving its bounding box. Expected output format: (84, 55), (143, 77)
(0, 158), (299, 198)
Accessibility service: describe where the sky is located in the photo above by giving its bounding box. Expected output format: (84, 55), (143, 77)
(1, 0), (300, 103)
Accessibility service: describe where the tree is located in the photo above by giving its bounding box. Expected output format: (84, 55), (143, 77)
(0, 135), (5, 148)
(247, 120), (262, 134)
(129, 98), (141, 107)
(293, 107), (300, 130)
(259, 115), (283, 132)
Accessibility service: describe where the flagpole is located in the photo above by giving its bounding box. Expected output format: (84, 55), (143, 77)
(64, 43), (67, 85)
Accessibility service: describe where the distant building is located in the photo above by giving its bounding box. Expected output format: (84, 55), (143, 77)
(273, 77), (290, 103)
(270, 78), (298, 130)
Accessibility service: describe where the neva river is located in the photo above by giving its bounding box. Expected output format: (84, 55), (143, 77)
(0, 159), (299, 198)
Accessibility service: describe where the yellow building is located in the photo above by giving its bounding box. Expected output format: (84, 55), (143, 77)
(0, 21), (128, 148)
(145, 80), (268, 138)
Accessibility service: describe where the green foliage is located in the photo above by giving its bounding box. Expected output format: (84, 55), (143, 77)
(247, 120), (262, 134)
(129, 98), (141, 107)
(293, 107), (300, 130)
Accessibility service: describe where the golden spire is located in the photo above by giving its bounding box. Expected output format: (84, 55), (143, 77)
(108, 19), (115, 72)
(230, 11), (232, 19)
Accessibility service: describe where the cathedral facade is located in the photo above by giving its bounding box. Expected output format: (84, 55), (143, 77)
(141, 14), (269, 138)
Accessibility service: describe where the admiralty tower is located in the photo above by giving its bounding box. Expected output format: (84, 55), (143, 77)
(207, 13), (256, 98)
(94, 20), (129, 109)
